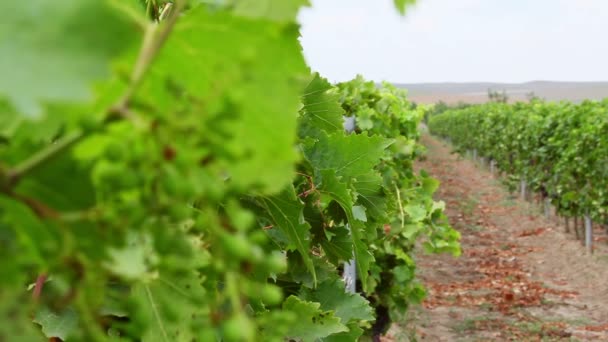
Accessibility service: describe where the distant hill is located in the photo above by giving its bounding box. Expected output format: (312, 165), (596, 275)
(394, 81), (608, 104)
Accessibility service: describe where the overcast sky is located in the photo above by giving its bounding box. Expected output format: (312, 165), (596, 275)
(298, 0), (608, 83)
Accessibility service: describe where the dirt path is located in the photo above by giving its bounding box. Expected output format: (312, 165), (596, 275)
(389, 134), (608, 341)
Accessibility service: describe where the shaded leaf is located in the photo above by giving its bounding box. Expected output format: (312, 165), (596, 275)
(33, 307), (78, 341)
(320, 227), (353, 265)
(299, 279), (374, 324)
(282, 296), (348, 341)
(317, 170), (374, 291)
(132, 271), (206, 342)
(299, 73), (345, 139)
(257, 186), (316, 283)
(233, 0), (310, 22)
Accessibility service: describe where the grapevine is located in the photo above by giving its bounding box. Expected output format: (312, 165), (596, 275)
(0, 1), (459, 341)
(429, 100), (608, 247)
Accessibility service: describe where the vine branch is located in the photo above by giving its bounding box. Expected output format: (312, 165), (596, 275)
(6, 132), (83, 187)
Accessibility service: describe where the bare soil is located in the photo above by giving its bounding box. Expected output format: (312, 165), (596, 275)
(386, 134), (608, 341)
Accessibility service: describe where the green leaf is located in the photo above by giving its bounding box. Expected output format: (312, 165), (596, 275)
(282, 295), (348, 341)
(15, 151), (96, 212)
(320, 227), (353, 266)
(299, 279), (374, 324)
(352, 206), (367, 222)
(257, 186), (316, 283)
(0, 0), (139, 114)
(404, 204), (426, 222)
(304, 132), (393, 181)
(393, 265), (413, 283)
(353, 172), (387, 220)
(0, 195), (59, 265)
(132, 271), (206, 342)
(324, 323), (364, 342)
(232, 0), (310, 22)
(0, 101), (21, 141)
(33, 307), (79, 341)
(105, 232), (156, 281)
(402, 223), (423, 240)
(299, 73), (345, 139)
(317, 170), (374, 291)
(287, 253), (338, 289)
(137, 7), (308, 194)
(420, 175), (440, 195)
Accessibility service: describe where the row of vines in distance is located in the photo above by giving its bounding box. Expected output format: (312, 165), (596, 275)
(429, 100), (608, 249)
(0, 1), (459, 341)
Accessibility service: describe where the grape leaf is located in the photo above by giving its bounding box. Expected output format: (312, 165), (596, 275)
(420, 174), (440, 195)
(352, 206), (367, 222)
(287, 253), (338, 289)
(319, 226), (353, 266)
(15, 152), (96, 212)
(0, 0), (139, 114)
(136, 8), (308, 194)
(404, 204), (426, 222)
(282, 295), (347, 341)
(105, 232), (156, 281)
(132, 271), (206, 342)
(317, 169), (374, 291)
(324, 323), (365, 342)
(33, 307), (78, 341)
(299, 73), (345, 139)
(353, 172), (387, 221)
(232, 0), (310, 22)
(256, 186), (316, 283)
(299, 279), (374, 324)
(304, 132), (393, 181)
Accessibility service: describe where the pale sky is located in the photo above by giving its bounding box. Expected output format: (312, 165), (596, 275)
(298, 0), (608, 83)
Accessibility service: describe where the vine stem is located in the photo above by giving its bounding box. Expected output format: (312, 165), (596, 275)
(116, 0), (184, 110)
(32, 273), (48, 301)
(4, 0), (184, 192)
(6, 132), (83, 186)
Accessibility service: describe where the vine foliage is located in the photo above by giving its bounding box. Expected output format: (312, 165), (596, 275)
(429, 100), (608, 223)
(0, 1), (459, 341)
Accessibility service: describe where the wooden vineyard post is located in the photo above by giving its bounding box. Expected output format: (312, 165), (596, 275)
(520, 179), (527, 201)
